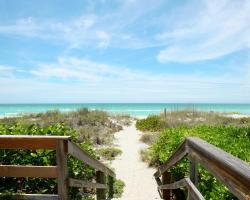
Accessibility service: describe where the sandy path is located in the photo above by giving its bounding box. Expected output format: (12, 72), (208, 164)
(112, 121), (160, 200)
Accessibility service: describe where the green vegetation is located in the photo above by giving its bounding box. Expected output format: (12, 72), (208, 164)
(113, 179), (125, 198)
(0, 109), (129, 199)
(136, 110), (250, 132)
(139, 149), (152, 163)
(0, 122), (95, 199)
(136, 111), (250, 199)
(136, 115), (164, 132)
(0, 109), (124, 146)
(97, 147), (122, 161)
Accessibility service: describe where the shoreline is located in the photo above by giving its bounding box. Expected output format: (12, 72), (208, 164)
(1, 112), (250, 120)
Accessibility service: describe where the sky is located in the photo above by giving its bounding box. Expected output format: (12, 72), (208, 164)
(0, 0), (249, 103)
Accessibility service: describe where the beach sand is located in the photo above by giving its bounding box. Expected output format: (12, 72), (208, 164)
(112, 121), (160, 200)
(224, 113), (250, 118)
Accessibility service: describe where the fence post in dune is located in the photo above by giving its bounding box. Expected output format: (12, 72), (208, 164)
(164, 108), (167, 121)
(56, 140), (69, 200)
(108, 175), (114, 198)
(189, 157), (198, 186)
(162, 171), (172, 200)
(96, 171), (106, 200)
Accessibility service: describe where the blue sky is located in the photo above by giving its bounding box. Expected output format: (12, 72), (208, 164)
(0, 0), (249, 103)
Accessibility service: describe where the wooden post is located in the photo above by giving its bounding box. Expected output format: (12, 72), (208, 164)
(164, 108), (167, 121)
(162, 171), (172, 200)
(56, 140), (68, 200)
(189, 157), (198, 186)
(189, 157), (198, 200)
(96, 171), (106, 200)
(108, 176), (114, 198)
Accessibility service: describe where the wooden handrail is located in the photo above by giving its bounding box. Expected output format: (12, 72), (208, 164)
(158, 178), (204, 200)
(154, 137), (250, 200)
(0, 135), (115, 200)
(68, 141), (115, 177)
(0, 135), (70, 150)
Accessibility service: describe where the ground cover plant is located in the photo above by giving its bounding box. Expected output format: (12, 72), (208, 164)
(149, 125), (250, 199)
(0, 109), (127, 199)
(136, 111), (250, 199)
(0, 122), (95, 199)
(97, 147), (122, 161)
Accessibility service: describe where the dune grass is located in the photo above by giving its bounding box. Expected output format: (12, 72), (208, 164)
(0, 108), (128, 146)
(136, 110), (250, 132)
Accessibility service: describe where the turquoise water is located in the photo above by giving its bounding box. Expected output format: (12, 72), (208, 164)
(0, 103), (250, 117)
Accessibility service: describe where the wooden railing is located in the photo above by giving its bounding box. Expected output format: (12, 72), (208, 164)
(0, 135), (115, 200)
(154, 137), (250, 200)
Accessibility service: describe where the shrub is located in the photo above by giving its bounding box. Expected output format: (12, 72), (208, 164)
(137, 111), (250, 132)
(0, 109), (121, 146)
(97, 147), (122, 161)
(136, 115), (164, 132)
(0, 109), (126, 199)
(139, 132), (159, 145)
(149, 125), (250, 199)
(0, 123), (96, 200)
(113, 179), (125, 198)
(139, 149), (152, 164)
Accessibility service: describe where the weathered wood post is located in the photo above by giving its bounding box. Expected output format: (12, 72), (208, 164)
(189, 157), (198, 186)
(96, 171), (106, 200)
(108, 175), (114, 198)
(162, 171), (172, 200)
(188, 157), (198, 200)
(56, 140), (68, 200)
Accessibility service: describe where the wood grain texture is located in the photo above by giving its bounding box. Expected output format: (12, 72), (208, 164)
(154, 137), (250, 200)
(68, 141), (115, 177)
(189, 156), (198, 186)
(0, 165), (57, 178)
(154, 140), (188, 178)
(155, 177), (163, 199)
(162, 171), (172, 200)
(187, 137), (250, 200)
(56, 140), (68, 200)
(0, 194), (59, 200)
(185, 178), (205, 200)
(96, 171), (106, 200)
(159, 178), (204, 200)
(0, 135), (70, 150)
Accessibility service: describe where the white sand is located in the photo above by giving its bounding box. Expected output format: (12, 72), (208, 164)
(112, 121), (160, 200)
(224, 113), (250, 118)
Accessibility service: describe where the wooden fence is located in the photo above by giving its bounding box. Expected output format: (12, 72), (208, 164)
(154, 137), (250, 200)
(0, 135), (115, 200)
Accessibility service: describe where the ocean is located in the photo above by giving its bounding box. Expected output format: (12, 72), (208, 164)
(0, 103), (250, 117)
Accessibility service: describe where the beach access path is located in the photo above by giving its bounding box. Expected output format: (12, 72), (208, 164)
(112, 121), (161, 200)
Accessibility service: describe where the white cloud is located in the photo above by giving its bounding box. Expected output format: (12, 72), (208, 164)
(0, 65), (15, 78)
(0, 0), (164, 49)
(0, 56), (239, 103)
(30, 57), (153, 82)
(157, 0), (250, 62)
(1, 0), (248, 63)
(96, 31), (110, 48)
(0, 0), (249, 61)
